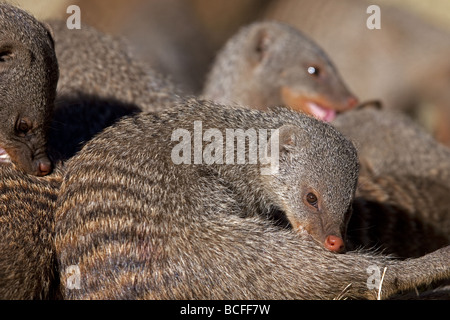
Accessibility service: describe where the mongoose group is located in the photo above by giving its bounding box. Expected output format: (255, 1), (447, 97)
(0, 3), (449, 300)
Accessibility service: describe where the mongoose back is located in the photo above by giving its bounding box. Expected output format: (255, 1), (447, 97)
(333, 107), (450, 185)
(203, 21), (358, 122)
(55, 99), (450, 299)
(0, 166), (62, 299)
(0, 3), (58, 176)
(48, 20), (180, 114)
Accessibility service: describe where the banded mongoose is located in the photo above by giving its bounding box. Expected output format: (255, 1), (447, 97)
(202, 21), (358, 122)
(0, 166), (62, 299)
(55, 99), (450, 299)
(0, 3), (58, 176)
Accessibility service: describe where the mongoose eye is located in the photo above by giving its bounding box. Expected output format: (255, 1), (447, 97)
(307, 66), (321, 77)
(16, 118), (32, 135)
(306, 192), (319, 208)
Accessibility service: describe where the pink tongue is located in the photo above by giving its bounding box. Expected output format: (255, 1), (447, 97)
(307, 102), (336, 122)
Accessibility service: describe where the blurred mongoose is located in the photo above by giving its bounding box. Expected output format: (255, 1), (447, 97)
(55, 99), (450, 299)
(333, 107), (450, 185)
(0, 166), (62, 299)
(0, 4), (58, 176)
(264, 0), (450, 145)
(48, 20), (180, 113)
(203, 21), (359, 122)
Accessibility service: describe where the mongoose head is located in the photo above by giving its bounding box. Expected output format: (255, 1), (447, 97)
(262, 118), (359, 253)
(203, 21), (358, 122)
(0, 4), (58, 176)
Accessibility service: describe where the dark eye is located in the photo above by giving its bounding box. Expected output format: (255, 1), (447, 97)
(307, 66), (321, 77)
(306, 192), (318, 208)
(16, 118), (32, 135)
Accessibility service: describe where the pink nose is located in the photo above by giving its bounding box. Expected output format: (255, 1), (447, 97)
(324, 235), (345, 253)
(36, 160), (52, 176)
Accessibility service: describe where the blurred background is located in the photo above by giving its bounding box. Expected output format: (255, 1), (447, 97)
(7, 0), (450, 145)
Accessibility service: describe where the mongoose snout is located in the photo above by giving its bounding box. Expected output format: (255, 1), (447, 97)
(291, 189), (349, 253)
(280, 87), (359, 122)
(36, 157), (53, 176)
(26, 154), (52, 177)
(294, 222), (346, 253)
(0, 133), (53, 176)
(324, 235), (345, 253)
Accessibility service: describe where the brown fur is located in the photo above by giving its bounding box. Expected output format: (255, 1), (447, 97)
(334, 108), (450, 258)
(0, 166), (62, 299)
(43, 20), (182, 164)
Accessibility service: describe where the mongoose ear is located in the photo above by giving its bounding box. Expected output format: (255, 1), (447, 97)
(41, 22), (56, 49)
(277, 124), (301, 152)
(263, 124), (300, 162)
(253, 28), (271, 64)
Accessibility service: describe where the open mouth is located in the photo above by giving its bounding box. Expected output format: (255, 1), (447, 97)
(0, 147), (12, 164)
(304, 101), (337, 122)
(280, 87), (341, 122)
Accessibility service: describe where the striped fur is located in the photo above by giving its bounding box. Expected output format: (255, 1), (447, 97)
(348, 174), (450, 258)
(0, 166), (62, 299)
